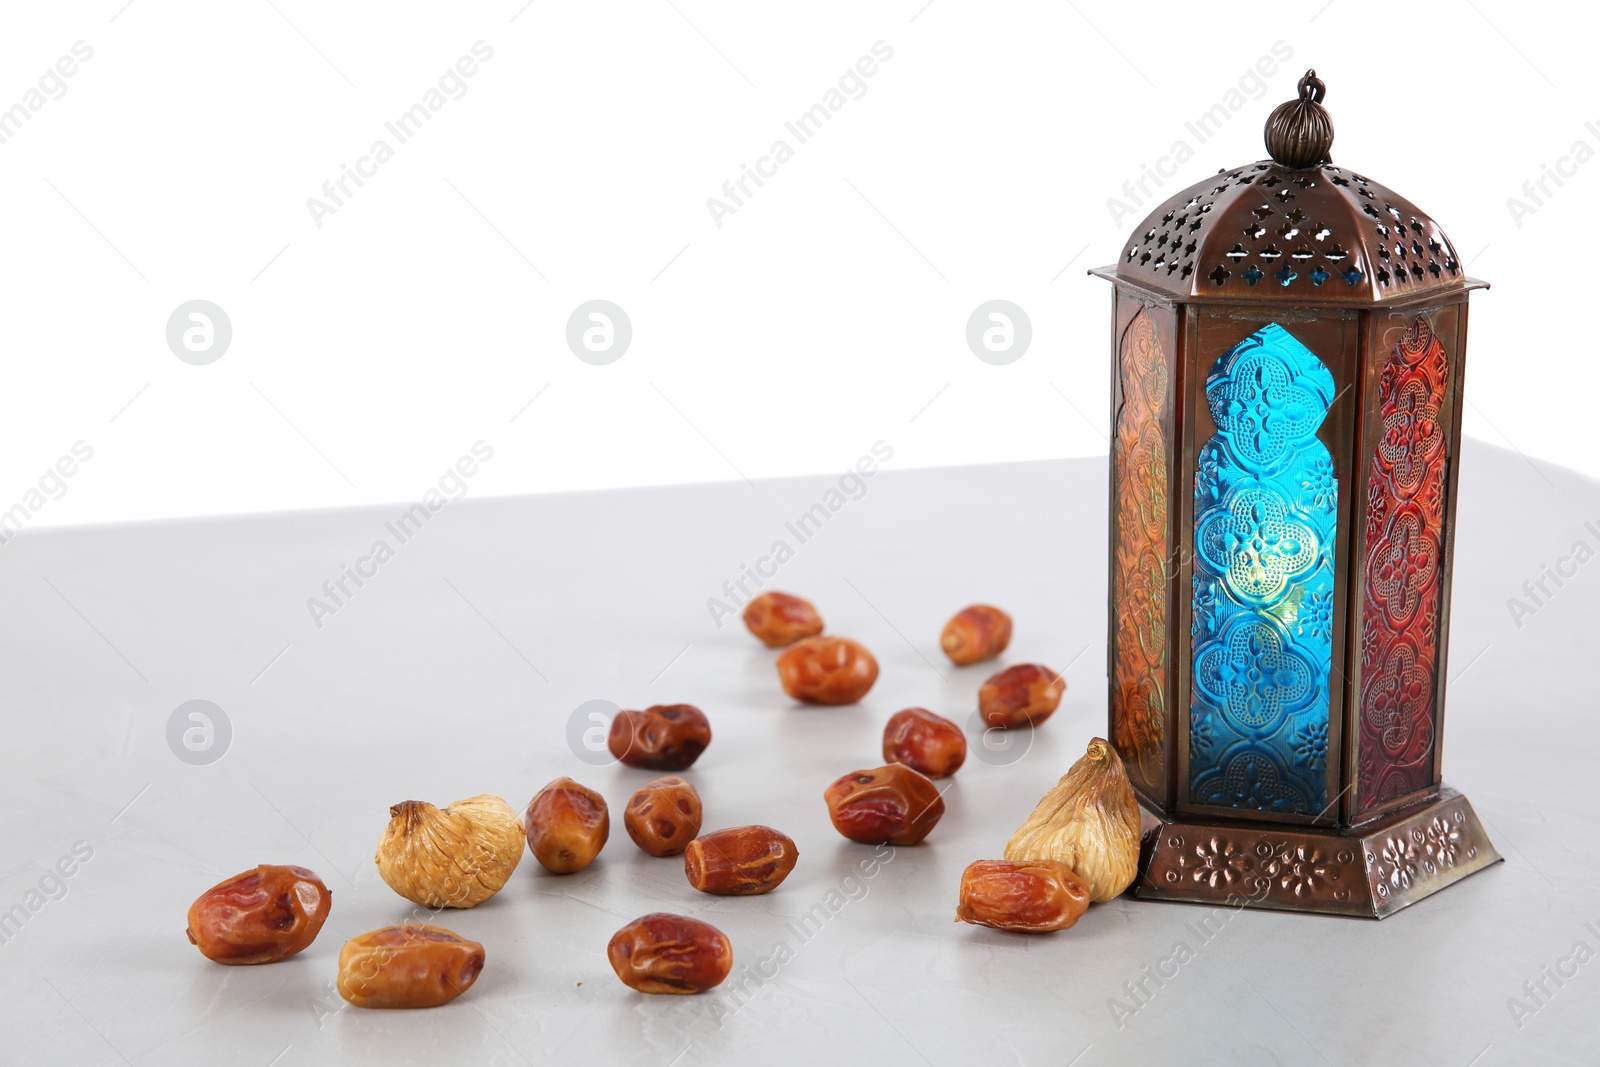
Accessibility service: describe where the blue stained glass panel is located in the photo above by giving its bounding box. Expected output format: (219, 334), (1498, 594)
(1189, 323), (1336, 815)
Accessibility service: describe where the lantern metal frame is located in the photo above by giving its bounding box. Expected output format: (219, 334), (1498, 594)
(1094, 71), (1500, 918)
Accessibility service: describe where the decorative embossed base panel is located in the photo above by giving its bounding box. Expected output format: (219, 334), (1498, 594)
(1133, 786), (1499, 918)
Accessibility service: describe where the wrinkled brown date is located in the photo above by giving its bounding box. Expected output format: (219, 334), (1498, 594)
(683, 825), (799, 895)
(978, 663), (1065, 727)
(524, 777), (609, 873)
(185, 864), (332, 965)
(624, 776), (703, 857)
(955, 859), (1090, 932)
(742, 591), (824, 648)
(337, 924), (485, 1008)
(824, 764), (945, 845)
(607, 912), (733, 994)
(939, 605), (1012, 666)
(608, 704), (712, 770)
(775, 636), (879, 705)
(882, 707), (967, 778)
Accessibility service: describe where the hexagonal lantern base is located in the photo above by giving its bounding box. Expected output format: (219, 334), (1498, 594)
(1133, 787), (1502, 919)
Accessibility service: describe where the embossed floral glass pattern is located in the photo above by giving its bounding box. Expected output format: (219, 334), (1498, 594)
(1190, 324), (1336, 815)
(1111, 311), (1169, 794)
(1356, 317), (1449, 814)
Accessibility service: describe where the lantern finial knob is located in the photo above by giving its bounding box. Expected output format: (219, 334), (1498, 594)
(1265, 69), (1334, 169)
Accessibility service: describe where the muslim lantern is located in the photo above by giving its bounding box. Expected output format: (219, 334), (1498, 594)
(1094, 71), (1500, 917)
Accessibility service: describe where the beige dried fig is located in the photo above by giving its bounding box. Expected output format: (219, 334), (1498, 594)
(1003, 738), (1141, 903)
(375, 794), (524, 908)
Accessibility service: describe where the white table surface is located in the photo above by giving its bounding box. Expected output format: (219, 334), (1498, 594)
(3, 440), (1597, 1067)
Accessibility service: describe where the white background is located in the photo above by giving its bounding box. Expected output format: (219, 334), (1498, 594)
(0, 0), (1592, 529)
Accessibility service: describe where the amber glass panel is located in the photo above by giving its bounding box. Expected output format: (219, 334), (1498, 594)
(1110, 308), (1171, 797)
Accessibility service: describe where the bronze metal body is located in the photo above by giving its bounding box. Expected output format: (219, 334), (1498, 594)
(1096, 72), (1500, 918)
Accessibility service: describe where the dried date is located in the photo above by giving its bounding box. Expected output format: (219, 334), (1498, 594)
(337, 924), (485, 1008)
(776, 636), (878, 705)
(524, 777), (609, 873)
(185, 864), (332, 965)
(955, 859), (1090, 932)
(624, 776), (703, 857)
(742, 592), (824, 647)
(882, 707), (967, 778)
(683, 825), (798, 895)
(940, 605), (1012, 665)
(608, 704), (712, 770)
(607, 913), (732, 994)
(823, 764), (945, 845)
(978, 663), (1064, 728)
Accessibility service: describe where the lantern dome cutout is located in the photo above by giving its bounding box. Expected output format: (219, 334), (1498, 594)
(1116, 71), (1461, 304)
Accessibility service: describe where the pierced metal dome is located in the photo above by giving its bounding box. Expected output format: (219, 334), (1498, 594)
(1110, 71), (1464, 305)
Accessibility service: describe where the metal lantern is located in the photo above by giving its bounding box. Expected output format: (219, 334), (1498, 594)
(1094, 70), (1500, 918)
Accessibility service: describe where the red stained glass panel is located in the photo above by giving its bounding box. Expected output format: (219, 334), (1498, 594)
(1356, 317), (1450, 814)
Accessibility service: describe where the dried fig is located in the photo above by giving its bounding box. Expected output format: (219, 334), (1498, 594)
(375, 794), (524, 908)
(1003, 738), (1140, 903)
